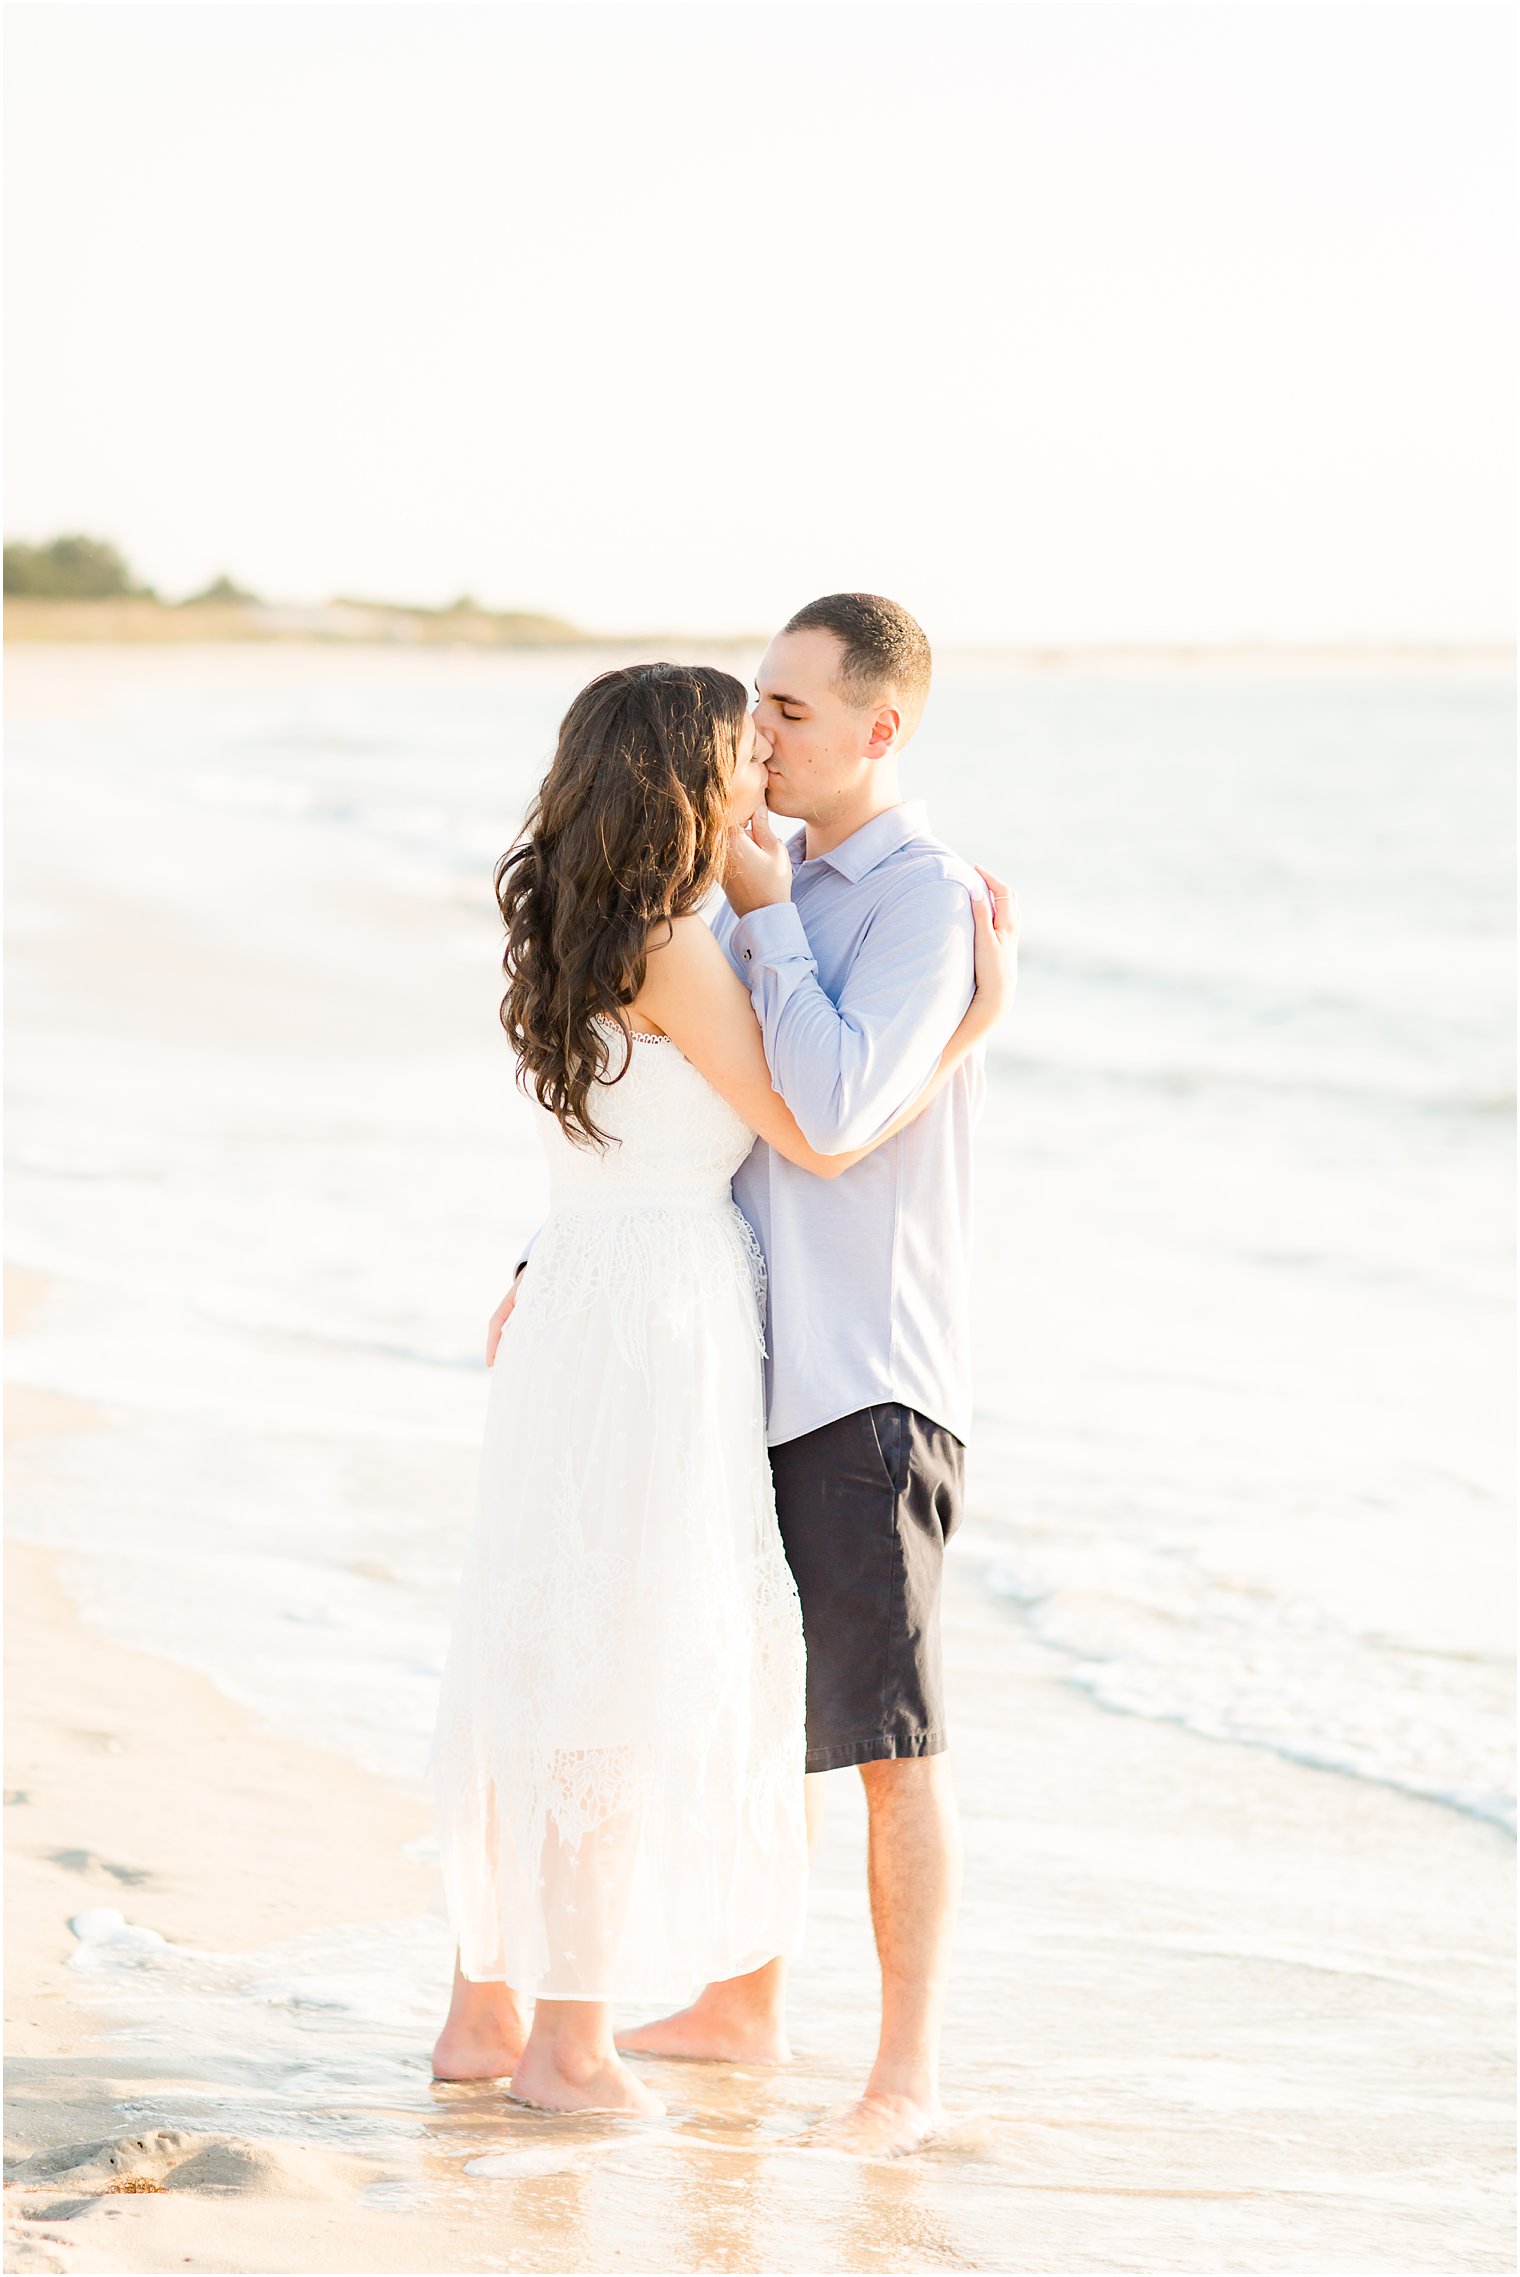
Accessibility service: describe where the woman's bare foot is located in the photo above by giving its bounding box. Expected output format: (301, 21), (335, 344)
(431, 2017), (526, 2082)
(615, 1992), (791, 2066)
(803, 2091), (942, 2158)
(509, 2042), (665, 2117)
(430, 1960), (527, 2081)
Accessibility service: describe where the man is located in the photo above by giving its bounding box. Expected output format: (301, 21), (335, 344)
(617, 593), (1010, 2156)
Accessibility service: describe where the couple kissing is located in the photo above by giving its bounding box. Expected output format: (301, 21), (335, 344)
(429, 592), (1016, 2156)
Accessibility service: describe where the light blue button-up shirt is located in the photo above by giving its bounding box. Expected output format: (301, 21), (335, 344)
(713, 799), (987, 1449)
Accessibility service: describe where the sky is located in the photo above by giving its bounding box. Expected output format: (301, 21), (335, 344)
(4, 1), (1515, 645)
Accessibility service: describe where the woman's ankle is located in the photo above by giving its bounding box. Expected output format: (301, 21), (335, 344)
(453, 1982), (525, 2029)
(524, 2003), (621, 2081)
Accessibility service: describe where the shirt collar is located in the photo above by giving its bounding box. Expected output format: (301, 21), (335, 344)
(792, 799), (930, 884)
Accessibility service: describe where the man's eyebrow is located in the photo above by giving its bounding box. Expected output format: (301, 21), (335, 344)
(755, 683), (808, 707)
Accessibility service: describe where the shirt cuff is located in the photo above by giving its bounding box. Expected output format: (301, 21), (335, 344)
(729, 898), (815, 981)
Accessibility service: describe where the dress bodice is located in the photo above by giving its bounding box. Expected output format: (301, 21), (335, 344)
(538, 1015), (757, 1214)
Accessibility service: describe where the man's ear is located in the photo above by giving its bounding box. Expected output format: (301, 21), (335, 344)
(865, 704), (902, 760)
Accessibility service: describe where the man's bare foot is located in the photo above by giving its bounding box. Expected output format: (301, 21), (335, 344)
(431, 2017), (526, 2082)
(508, 2043), (665, 2118)
(615, 1993), (791, 2067)
(803, 2091), (942, 2158)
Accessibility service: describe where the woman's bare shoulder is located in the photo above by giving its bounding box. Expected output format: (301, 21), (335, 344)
(643, 909), (724, 968)
(637, 910), (738, 1028)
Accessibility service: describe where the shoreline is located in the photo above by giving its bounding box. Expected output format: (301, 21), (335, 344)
(6, 1374), (1514, 2271)
(2, 1520), (458, 2274)
(3, 599), (1512, 675)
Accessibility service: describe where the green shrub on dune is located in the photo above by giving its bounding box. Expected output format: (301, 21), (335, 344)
(3, 534), (152, 600)
(181, 573), (260, 607)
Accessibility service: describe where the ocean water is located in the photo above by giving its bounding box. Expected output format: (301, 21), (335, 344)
(4, 643), (1514, 2260)
(927, 666), (1517, 1831)
(7, 645), (1512, 1826)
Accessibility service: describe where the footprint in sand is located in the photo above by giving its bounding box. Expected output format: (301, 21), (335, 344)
(48, 1848), (153, 1886)
(6, 2129), (375, 2203)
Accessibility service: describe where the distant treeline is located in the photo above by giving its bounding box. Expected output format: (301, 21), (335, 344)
(4, 534), (254, 606)
(3, 534), (586, 643)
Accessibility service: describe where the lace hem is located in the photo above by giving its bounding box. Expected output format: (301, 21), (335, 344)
(430, 1538), (805, 1849)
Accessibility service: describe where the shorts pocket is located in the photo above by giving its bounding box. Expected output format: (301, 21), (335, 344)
(866, 1404), (910, 1502)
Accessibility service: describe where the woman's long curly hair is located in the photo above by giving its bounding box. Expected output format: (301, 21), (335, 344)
(494, 661), (748, 1147)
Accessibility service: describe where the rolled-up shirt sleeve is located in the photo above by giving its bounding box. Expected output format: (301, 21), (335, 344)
(730, 877), (977, 1152)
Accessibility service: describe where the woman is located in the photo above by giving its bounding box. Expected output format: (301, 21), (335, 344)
(428, 662), (1005, 2118)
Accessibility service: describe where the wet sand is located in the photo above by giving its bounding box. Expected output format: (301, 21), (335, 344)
(5, 1351), (1512, 2271)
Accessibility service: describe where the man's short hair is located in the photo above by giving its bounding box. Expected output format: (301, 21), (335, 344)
(783, 592), (932, 732)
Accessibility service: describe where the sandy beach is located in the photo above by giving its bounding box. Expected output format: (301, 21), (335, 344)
(5, 644), (1514, 2273)
(6, 1375), (1513, 2273)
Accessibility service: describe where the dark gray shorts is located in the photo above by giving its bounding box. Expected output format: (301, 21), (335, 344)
(768, 1403), (964, 1774)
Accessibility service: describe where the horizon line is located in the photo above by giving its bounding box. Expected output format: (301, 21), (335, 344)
(3, 595), (1513, 662)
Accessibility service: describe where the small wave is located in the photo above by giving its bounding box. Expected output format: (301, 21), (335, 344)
(465, 2140), (625, 2180)
(981, 1562), (1515, 1838)
(1066, 1662), (1516, 1836)
(985, 1043), (1515, 1123)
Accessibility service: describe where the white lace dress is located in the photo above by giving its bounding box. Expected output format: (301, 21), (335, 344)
(428, 1016), (809, 2003)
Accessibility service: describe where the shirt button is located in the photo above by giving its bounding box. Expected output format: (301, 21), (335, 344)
(743, 949), (752, 961)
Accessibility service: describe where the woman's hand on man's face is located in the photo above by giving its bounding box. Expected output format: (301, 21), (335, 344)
(723, 802), (794, 916)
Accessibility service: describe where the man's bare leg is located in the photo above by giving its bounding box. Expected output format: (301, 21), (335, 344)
(431, 1953), (529, 2081)
(614, 1775), (826, 2063)
(806, 1753), (960, 2156)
